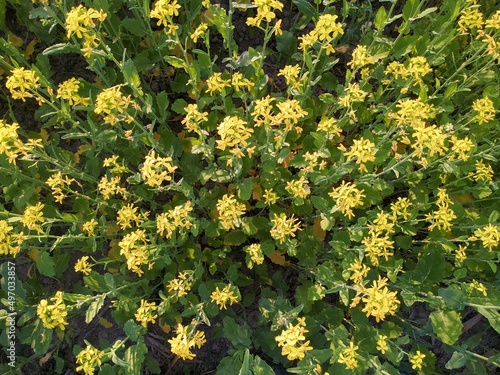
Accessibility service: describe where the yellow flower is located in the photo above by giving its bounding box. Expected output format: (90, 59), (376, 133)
(390, 197), (412, 220)
(362, 233), (394, 266)
(469, 279), (488, 296)
(409, 350), (426, 370)
(457, 8), (483, 34)
(348, 260), (370, 285)
(82, 219), (98, 236)
(140, 150), (178, 187)
(245, 244), (264, 268)
(338, 341), (359, 370)
(455, 245), (467, 266)
(338, 83), (368, 108)
(285, 176), (310, 199)
(263, 188), (279, 205)
(65, 5), (107, 39)
(206, 72), (230, 95)
(474, 224), (500, 251)
(37, 291), (68, 330)
(150, 0), (181, 27)
(167, 271), (193, 298)
(425, 188), (457, 232)
(472, 97), (496, 124)
(182, 104), (209, 134)
(376, 334), (388, 354)
(216, 194), (246, 231)
(98, 176), (127, 199)
(328, 181), (365, 219)
(485, 10), (500, 29)
(46, 171), (75, 204)
(231, 72), (255, 92)
(275, 317), (313, 361)
(449, 136), (474, 161)
(118, 230), (149, 276)
(246, 0), (283, 27)
(252, 95), (275, 127)
(278, 64), (302, 89)
(135, 299), (158, 327)
(156, 201), (194, 239)
(348, 45), (373, 70)
(168, 324), (206, 360)
(342, 137), (377, 173)
(472, 160), (494, 182)
(274, 99), (308, 132)
(94, 86), (135, 125)
(216, 115), (253, 153)
(21, 202), (45, 232)
(5, 68), (40, 102)
(116, 204), (145, 230)
(389, 98), (435, 126)
(317, 117), (341, 138)
(361, 276), (400, 322)
(75, 344), (105, 375)
(210, 284), (239, 309)
(190, 22), (208, 43)
(74, 256), (92, 275)
(56, 78), (90, 106)
(270, 213), (301, 244)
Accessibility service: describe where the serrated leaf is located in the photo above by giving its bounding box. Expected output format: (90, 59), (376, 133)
(85, 294), (105, 323)
(430, 310), (462, 345)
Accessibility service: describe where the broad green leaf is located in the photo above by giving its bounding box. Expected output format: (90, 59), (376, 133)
(122, 18), (147, 37)
(237, 178), (253, 201)
(223, 317), (252, 349)
(36, 251), (56, 277)
(85, 294), (106, 323)
(438, 288), (466, 310)
(123, 59), (141, 90)
(164, 55), (186, 69)
(402, 0), (419, 21)
(292, 0), (317, 22)
(239, 349), (251, 375)
(430, 310), (462, 345)
(252, 355), (275, 375)
(124, 319), (143, 341)
(374, 6), (387, 31)
(445, 351), (468, 370)
(124, 342), (147, 374)
(477, 307), (500, 334)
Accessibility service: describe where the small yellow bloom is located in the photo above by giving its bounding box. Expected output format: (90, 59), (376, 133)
(270, 213), (301, 244)
(376, 334), (388, 354)
(338, 341), (359, 370)
(150, 0), (181, 27)
(75, 256), (92, 275)
(409, 350), (426, 370)
(245, 244), (264, 268)
(210, 284), (239, 309)
(37, 291), (68, 330)
(168, 324), (206, 360)
(135, 299), (158, 327)
(472, 97), (496, 124)
(5, 68), (40, 102)
(275, 317), (312, 361)
(21, 202), (45, 232)
(82, 219), (98, 236)
(216, 194), (246, 231)
(474, 224), (499, 251)
(75, 344), (105, 375)
(361, 276), (400, 322)
(329, 181), (365, 219)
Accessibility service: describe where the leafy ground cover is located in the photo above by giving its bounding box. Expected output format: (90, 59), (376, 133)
(0, 0), (499, 374)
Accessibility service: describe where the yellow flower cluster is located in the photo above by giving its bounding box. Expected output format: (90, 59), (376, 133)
(0, 220), (24, 257)
(245, 243), (265, 268)
(168, 324), (206, 360)
(299, 14), (344, 51)
(275, 317), (313, 361)
(411, 122), (448, 164)
(357, 276), (400, 322)
(206, 72), (231, 95)
(182, 104), (208, 134)
(341, 137), (377, 173)
(376, 334), (389, 354)
(385, 56), (432, 85)
(409, 350), (426, 370)
(279, 64), (302, 90)
(37, 291), (68, 330)
(457, 7), (483, 34)
(389, 98), (435, 126)
(65, 5), (107, 56)
(472, 97), (496, 124)
(0, 121), (28, 164)
(98, 176), (127, 199)
(252, 95), (275, 127)
(21, 202), (45, 233)
(348, 259), (370, 285)
(216, 115), (254, 157)
(94, 86), (136, 125)
(338, 83), (368, 108)
(317, 117), (341, 139)
(135, 299), (158, 327)
(472, 159), (494, 182)
(362, 211), (395, 265)
(231, 72), (255, 92)
(75, 344), (105, 375)
(426, 188), (457, 232)
(348, 45), (374, 70)
(390, 197), (412, 220)
(56, 78), (90, 106)
(5, 68), (40, 102)
(190, 22), (208, 43)
(270, 213), (301, 243)
(338, 341), (359, 370)
(156, 201), (194, 238)
(46, 172), (75, 204)
(274, 99), (308, 132)
(116, 204), (148, 230)
(469, 279), (488, 296)
(246, 0), (283, 27)
(74, 256), (92, 275)
(285, 176), (310, 199)
(167, 271), (193, 298)
(150, 0), (181, 28)
(82, 219), (98, 236)
(474, 224), (499, 251)
(449, 136), (474, 161)
(328, 181), (365, 219)
(216, 194), (246, 231)
(140, 150), (178, 187)
(210, 284), (239, 309)
(118, 229), (149, 276)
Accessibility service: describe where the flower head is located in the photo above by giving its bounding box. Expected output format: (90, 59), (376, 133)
(75, 344), (105, 375)
(168, 324), (206, 360)
(37, 291), (68, 330)
(210, 284), (239, 309)
(5, 68), (40, 102)
(135, 299), (158, 327)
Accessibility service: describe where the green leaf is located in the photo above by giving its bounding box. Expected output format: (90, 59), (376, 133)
(477, 307), (500, 334)
(402, 0), (419, 21)
(408, 249), (450, 284)
(36, 251), (56, 277)
(123, 59), (141, 90)
(252, 355), (275, 375)
(292, 0), (317, 22)
(31, 319), (53, 355)
(237, 178), (253, 201)
(122, 18), (147, 37)
(124, 319), (143, 341)
(43, 43), (80, 55)
(171, 98), (188, 114)
(276, 31), (297, 57)
(374, 6), (387, 31)
(85, 294), (106, 323)
(124, 342), (147, 374)
(164, 55), (186, 69)
(438, 288), (466, 310)
(445, 351), (468, 370)
(430, 310), (462, 345)
(239, 349), (251, 375)
(224, 230), (247, 246)
(156, 91), (169, 119)
(223, 317), (252, 349)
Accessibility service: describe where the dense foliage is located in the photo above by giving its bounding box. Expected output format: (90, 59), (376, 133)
(0, 0), (499, 373)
